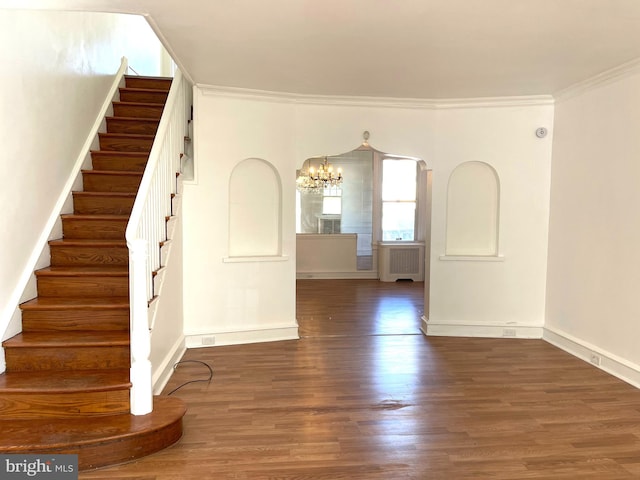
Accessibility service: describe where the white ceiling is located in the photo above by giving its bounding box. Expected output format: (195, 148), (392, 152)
(6, 0), (640, 99)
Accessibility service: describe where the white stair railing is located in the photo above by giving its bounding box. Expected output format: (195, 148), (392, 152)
(126, 69), (192, 415)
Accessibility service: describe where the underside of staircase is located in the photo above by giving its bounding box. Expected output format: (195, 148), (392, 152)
(0, 75), (186, 470)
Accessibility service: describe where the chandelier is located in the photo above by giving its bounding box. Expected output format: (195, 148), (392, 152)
(296, 156), (343, 192)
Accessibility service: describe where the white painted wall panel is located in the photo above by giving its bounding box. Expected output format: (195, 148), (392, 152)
(547, 73), (640, 369)
(430, 105), (553, 330)
(185, 92), (554, 342)
(183, 93), (298, 342)
(296, 234), (357, 274)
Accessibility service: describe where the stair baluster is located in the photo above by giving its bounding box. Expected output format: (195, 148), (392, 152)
(126, 69), (191, 415)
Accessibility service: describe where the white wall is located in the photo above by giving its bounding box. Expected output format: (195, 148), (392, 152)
(185, 90), (554, 344)
(297, 234), (358, 277)
(545, 72), (640, 385)
(0, 9), (169, 351)
(429, 104), (554, 336)
(150, 198), (186, 393)
(183, 93), (299, 347)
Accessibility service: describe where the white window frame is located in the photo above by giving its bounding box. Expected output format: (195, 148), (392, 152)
(380, 159), (418, 242)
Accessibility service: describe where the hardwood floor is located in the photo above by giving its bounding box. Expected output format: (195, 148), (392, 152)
(297, 279), (424, 337)
(80, 279), (640, 479)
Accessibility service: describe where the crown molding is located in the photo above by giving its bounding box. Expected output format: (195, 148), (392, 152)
(0, 0), (145, 14)
(554, 56), (640, 102)
(433, 95), (554, 109)
(197, 84), (554, 110)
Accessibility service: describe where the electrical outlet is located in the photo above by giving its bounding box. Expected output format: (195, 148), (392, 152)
(502, 328), (516, 337)
(202, 336), (215, 346)
(590, 354), (601, 366)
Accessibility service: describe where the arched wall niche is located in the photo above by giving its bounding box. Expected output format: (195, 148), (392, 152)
(445, 161), (500, 256)
(228, 158), (282, 257)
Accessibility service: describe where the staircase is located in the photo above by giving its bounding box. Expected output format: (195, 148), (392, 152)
(0, 75), (186, 470)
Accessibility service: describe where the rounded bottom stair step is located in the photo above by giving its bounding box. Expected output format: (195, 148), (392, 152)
(0, 396), (186, 471)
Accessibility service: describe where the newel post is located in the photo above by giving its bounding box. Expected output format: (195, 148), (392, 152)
(129, 238), (153, 415)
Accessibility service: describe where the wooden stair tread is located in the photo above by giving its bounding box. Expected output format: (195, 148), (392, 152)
(119, 87), (170, 100)
(60, 214), (130, 220)
(120, 87), (170, 93)
(106, 115), (160, 123)
(48, 239), (128, 266)
(86, 153), (149, 173)
(90, 150), (149, 158)
(111, 103), (165, 120)
(20, 296), (129, 309)
(106, 116), (160, 122)
(0, 396), (185, 470)
(125, 74), (172, 83)
(99, 132), (155, 139)
(112, 101), (166, 108)
(72, 190), (137, 197)
(97, 133), (155, 153)
(49, 239), (126, 246)
(35, 266), (128, 276)
(49, 239), (129, 267)
(0, 369), (130, 393)
(3, 331), (129, 347)
(82, 169), (143, 176)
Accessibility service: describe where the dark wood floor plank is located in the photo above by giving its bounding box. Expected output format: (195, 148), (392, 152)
(79, 279), (640, 479)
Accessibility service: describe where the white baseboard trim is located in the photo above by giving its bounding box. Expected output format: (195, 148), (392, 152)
(543, 326), (640, 389)
(297, 271), (378, 280)
(185, 324), (299, 349)
(152, 336), (187, 395)
(421, 317), (543, 339)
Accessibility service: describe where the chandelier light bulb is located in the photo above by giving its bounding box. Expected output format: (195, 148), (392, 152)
(297, 156), (344, 193)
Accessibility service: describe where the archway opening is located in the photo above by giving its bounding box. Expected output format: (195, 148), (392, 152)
(295, 140), (432, 336)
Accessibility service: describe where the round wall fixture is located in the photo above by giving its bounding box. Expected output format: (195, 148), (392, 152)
(535, 127), (548, 138)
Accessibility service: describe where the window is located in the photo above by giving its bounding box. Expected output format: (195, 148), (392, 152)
(322, 186), (342, 215)
(382, 159), (417, 241)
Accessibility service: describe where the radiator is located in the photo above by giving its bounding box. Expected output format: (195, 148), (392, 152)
(378, 242), (425, 282)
